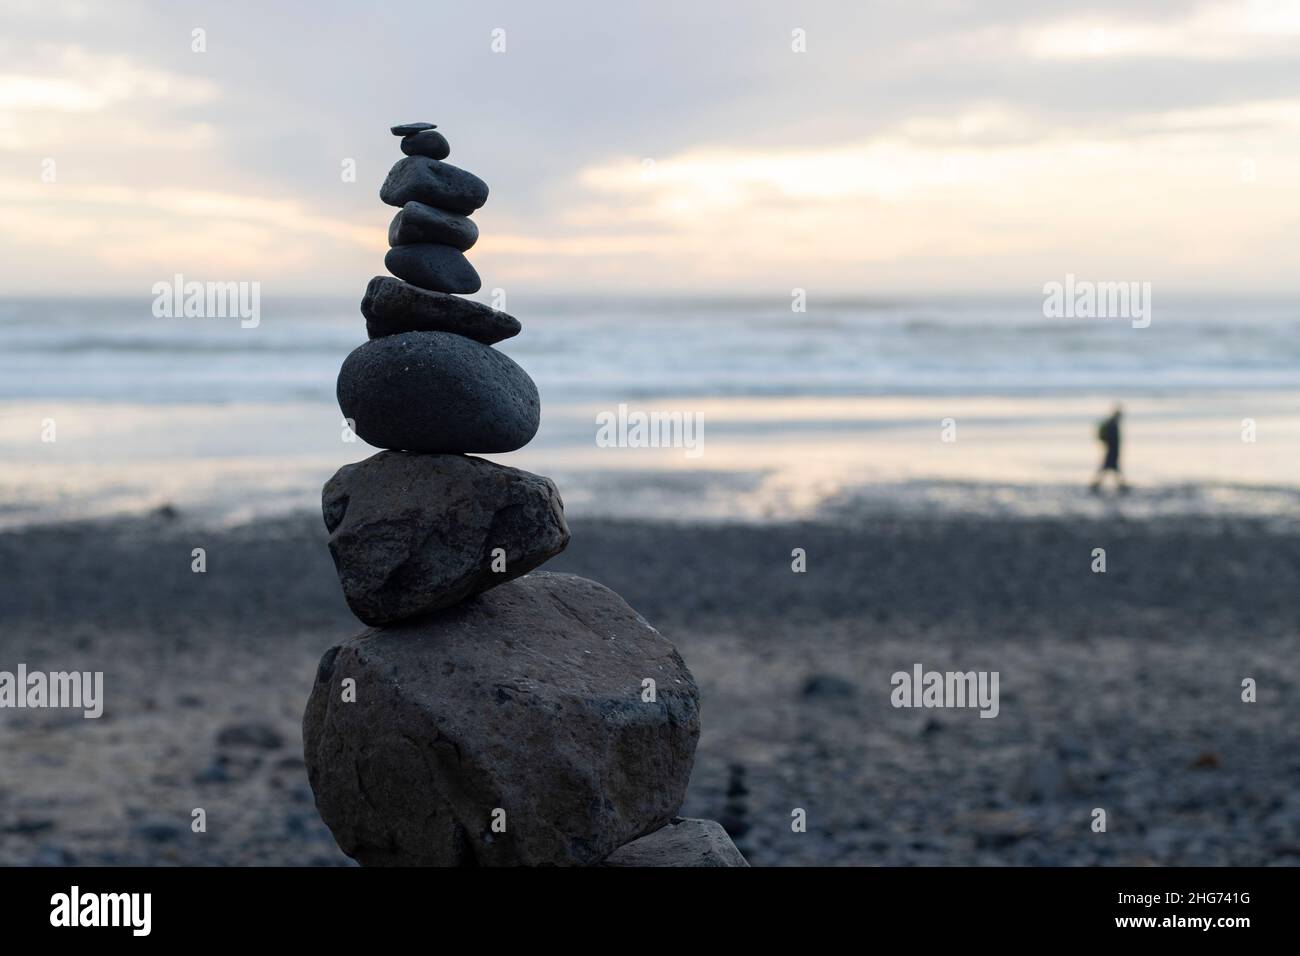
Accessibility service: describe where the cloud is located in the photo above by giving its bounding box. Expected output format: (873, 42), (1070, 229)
(0, 43), (219, 153)
(2, 1), (1299, 293)
(464, 96), (1300, 291)
(1019, 0), (1300, 61)
(0, 44), (217, 112)
(0, 38), (378, 284)
(0, 178), (379, 278)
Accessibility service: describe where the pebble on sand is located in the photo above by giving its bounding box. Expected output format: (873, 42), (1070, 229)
(600, 818), (750, 867)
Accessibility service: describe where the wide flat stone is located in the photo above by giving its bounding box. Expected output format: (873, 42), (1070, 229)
(380, 156), (488, 214)
(303, 572), (701, 866)
(336, 331), (539, 454)
(600, 818), (750, 867)
(322, 451), (569, 626)
(361, 276), (520, 344)
(391, 122), (436, 136)
(388, 201), (477, 250)
(385, 243), (481, 294)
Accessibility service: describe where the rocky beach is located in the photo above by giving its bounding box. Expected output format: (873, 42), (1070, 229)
(4, 3), (1299, 938)
(2, 505), (1297, 866)
(3, 128), (1295, 866)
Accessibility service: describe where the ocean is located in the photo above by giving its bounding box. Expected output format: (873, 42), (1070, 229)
(3, 294), (1299, 527)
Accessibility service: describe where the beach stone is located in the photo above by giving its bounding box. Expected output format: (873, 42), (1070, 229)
(193, 758), (232, 785)
(802, 673), (856, 699)
(33, 846), (76, 867)
(361, 277), (520, 344)
(2, 818), (54, 836)
(322, 451), (569, 626)
(216, 722), (284, 750)
(385, 243), (480, 294)
(400, 129), (451, 160)
(391, 122), (436, 136)
(380, 156), (488, 214)
(601, 818), (750, 867)
(336, 331), (539, 453)
(134, 820), (183, 844)
(1013, 752), (1078, 803)
(303, 571), (701, 866)
(388, 201), (477, 250)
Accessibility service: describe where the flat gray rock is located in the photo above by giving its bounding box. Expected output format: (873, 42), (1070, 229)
(361, 276), (520, 344)
(380, 156), (488, 214)
(385, 244), (480, 294)
(388, 201), (477, 250)
(391, 122), (436, 135)
(601, 818), (750, 867)
(322, 451), (569, 626)
(337, 331), (539, 454)
(303, 571), (701, 866)
(400, 129), (451, 160)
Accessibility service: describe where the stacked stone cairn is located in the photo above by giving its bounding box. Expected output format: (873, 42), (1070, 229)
(303, 123), (747, 867)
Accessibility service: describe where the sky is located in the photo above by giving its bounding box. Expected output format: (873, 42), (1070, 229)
(1, 0), (1299, 296)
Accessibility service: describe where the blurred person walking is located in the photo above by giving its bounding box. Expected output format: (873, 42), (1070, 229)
(1090, 404), (1128, 494)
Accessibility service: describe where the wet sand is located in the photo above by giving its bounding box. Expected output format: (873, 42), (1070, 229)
(1, 507), (1298, 865)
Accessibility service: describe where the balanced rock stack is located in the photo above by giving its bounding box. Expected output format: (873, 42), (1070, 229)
(303, 123), (747, 867)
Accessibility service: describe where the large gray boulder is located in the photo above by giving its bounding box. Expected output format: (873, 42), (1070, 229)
(336, 331), (540, 453)
(601, 818), (750, 867)
(303, 572), (701, 866)
(322, 451), (569, 625)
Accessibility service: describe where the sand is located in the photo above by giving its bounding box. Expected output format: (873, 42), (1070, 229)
(1, 507), (1297, 866)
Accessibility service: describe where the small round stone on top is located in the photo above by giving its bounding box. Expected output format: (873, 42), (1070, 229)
(391, 122), (436, 136)
(400, 129), (451, 160)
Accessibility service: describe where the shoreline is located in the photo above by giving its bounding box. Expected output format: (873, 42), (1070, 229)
(3, 507), (1298, 865)
(6, 465), (1300, 533)
(7, 388), (1300, 530)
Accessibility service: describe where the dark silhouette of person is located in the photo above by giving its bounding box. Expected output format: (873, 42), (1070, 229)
(1090, 404), (1128, 493)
